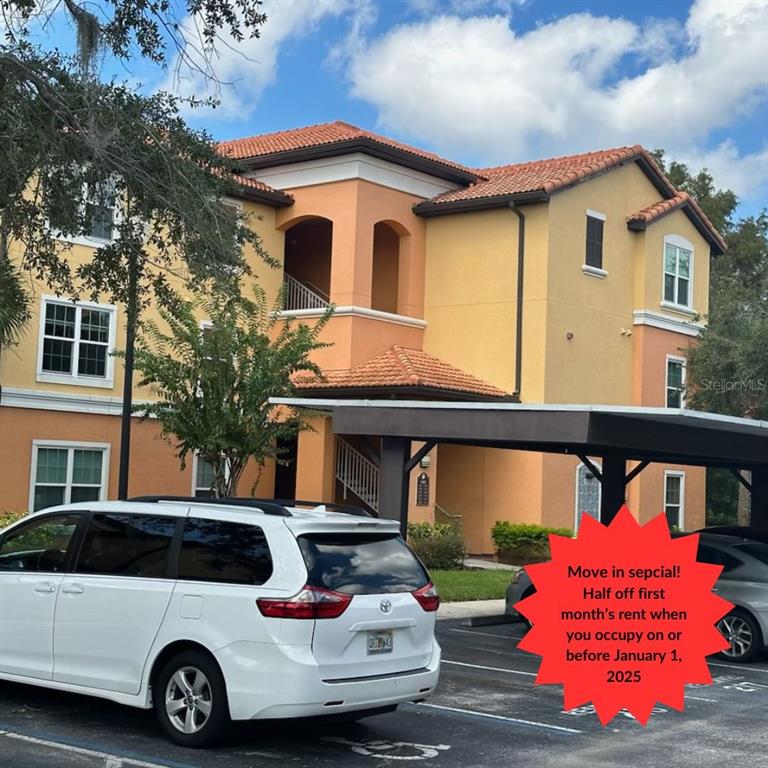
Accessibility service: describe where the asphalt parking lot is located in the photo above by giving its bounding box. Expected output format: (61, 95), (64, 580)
(2, 620), (768, 768)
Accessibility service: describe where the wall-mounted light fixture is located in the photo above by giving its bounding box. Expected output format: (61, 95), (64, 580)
(420, 454), (431, 469)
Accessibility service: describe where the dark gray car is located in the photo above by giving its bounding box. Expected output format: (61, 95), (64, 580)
(505, 532), (768, 662)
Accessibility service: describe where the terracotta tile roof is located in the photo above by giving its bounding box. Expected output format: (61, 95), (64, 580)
(294, 345), (509, 399)
(219, 120), (476, 176)
(231, 174), (281, 194)
(229, 173), (293, 206)
(426, 145), (647, 204)
(627, 192), (727, 253)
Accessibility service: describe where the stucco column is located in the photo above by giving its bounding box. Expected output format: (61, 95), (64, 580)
(295, 416), (336, 502)
(329, 211), (374, 308)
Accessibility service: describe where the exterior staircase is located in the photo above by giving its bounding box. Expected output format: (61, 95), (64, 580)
(283, 273), (330, 311)
(336, 437), (380, 514)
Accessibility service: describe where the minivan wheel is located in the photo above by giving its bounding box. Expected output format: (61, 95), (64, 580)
(717, 609), (762, 663)
(154, 650), (230, 747)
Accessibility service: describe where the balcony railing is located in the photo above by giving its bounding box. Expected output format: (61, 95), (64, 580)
(283, 273), (330, 311)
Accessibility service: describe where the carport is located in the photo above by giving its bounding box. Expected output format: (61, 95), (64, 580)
(272, 399), (768, 529)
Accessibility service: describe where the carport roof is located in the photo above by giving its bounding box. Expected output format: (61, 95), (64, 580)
(271, 399), (768, 470)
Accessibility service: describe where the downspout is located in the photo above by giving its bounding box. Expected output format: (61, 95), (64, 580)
(510, 203), (525, 399)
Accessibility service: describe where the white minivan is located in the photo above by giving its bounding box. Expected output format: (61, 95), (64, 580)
(0, 498), (441, 747)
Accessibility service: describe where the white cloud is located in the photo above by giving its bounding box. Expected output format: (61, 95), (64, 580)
(676, 141), (768, 203)
(345, 0), (768, 200)
(162, 0), (351, 118)
(407, 0), (528, 15)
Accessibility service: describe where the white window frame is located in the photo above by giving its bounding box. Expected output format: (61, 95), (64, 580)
(574, 460), (602, 532)
(191, 452), (229, 497)
(661, 234), (695, 314)
(663, 470), (686, 530)
(665, 354), (687, 409)
(28, 439), (110, 513)
(36, 294), (117, 389)
(53, 180), (122, 248)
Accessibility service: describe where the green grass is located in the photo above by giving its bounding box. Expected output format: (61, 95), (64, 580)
(430, 569), (515, 602)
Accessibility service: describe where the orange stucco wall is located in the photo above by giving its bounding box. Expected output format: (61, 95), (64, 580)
(276, 179), (427, 318)
(632, 324), (695, 407)
(0, 407), (274, 513)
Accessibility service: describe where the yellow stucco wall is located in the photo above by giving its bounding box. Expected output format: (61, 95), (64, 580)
(423, 207), (550, 396)
(1, 199), (285, 401)
(640, 208), (711, 318)
(422, 162), (714, 550)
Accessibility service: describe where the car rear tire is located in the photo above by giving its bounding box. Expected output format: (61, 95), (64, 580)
(716, 609), (762, 663)
(154, 649), (230, 747)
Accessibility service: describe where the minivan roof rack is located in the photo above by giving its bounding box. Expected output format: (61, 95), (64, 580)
(129, 496), (292, 517)
(268, 499), (375, 518)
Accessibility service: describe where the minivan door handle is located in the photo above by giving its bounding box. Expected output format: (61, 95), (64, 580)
(61, 584), (84, 595)
(34, 582), (56, 594)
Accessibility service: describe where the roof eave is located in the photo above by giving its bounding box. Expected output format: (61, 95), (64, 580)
(230, 184), (294, 208)
(294, 384), (516, 402)
(627, 204), (726, 256)
(413, 190), (550, 217)
(233, 138), (479, 185)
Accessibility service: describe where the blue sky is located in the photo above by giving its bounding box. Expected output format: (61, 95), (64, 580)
(15, 0), (768, 216)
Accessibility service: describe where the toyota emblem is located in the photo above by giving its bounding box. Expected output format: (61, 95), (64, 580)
(380, 599), (392, 614)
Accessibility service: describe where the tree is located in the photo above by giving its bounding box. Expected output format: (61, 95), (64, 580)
(128, 281), (331, 498)
(2, 0), (272, 494)
(653, 151), (768, 525)
(652, 151), (767, 419)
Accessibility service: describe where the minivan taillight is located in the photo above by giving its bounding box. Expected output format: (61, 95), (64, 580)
(256, 585), (352, 619)
(412, 582), (440, 612)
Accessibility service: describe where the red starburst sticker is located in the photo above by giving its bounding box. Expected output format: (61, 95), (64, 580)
(516, 506), (733, 725)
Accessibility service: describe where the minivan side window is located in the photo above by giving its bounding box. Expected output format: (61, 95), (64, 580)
(75, 513), (177, 578)
(0, 514), (80, 573)
(178, 518), (273, 585)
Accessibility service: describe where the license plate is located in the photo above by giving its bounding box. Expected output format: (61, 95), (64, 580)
(367, 630), (393, 654)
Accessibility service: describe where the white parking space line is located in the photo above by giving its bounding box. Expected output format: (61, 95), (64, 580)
(0, 731), (177, 768)
(685, 695), (717, 703)
(442, 659), (537, 677)
(413, 703), (583, 734)
(450, 628), (526, 641)
(708, 661), (768, 674)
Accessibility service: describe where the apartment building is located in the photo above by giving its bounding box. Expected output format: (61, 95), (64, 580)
(0, 121), (726, 553)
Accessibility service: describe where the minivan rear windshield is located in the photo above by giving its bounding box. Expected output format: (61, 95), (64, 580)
(297, 533), (429, 595)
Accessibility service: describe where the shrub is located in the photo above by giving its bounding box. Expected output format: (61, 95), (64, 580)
(407, 521), (465, 570)
(491, 521), (573, 565)
(0, 510), (28, 530)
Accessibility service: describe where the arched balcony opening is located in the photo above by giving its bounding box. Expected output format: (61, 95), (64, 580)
(371, 221), (403, 314)
(283, 217), (332, 310)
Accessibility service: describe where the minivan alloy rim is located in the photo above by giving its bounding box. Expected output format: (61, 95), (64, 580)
(717, 616), (753, 658)
(165, 666), (213, 734)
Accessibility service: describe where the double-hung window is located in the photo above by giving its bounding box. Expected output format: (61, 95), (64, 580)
(663, 237), (693, 309)
(664, 471), (685, 530)
(666, 356), (687, 408)
(38, 297), (116, 386)
(83, 180), (118, 242)
(193, 456), (216, 498)
(30, 441), (109, 512)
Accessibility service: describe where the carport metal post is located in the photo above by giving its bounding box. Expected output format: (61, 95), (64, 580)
(379, 436), (412, 533)
(751, 468), (768, 528)
(600, 455), (627, 524)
